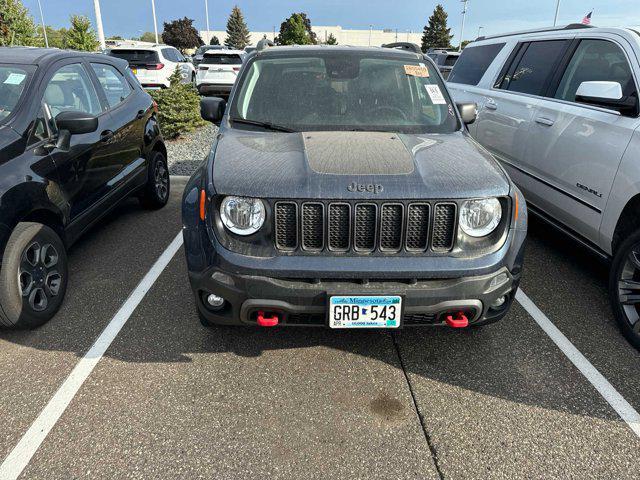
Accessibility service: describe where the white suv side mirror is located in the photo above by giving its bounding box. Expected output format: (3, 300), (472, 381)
(576, 81), (623, 101)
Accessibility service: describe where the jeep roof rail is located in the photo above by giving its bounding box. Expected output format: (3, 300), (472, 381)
(256, 38), (274, 52)
(476, 23), (594, 42)
(381, 42), (422, 55)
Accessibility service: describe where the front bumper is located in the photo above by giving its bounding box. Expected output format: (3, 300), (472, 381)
(189, 264), (521, 327)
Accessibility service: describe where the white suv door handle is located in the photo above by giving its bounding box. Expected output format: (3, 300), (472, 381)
(485, 99), (497, 110)
(535, 117), (555, 126)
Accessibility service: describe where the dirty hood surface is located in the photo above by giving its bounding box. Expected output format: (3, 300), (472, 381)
(211, 129), (510, 200)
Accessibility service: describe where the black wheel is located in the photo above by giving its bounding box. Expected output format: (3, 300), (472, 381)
(0, 222), (68, 329)
(139, 151), (170, 209)
(610, 230), (640, 350)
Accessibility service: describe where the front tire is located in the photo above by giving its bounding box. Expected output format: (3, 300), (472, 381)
(609, 230), (640, 350)
(0, 222), (68, 329)
(139, 151), (170, 209)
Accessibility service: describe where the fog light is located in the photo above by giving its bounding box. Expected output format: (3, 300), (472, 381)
(207, 294), (225, 308)
(491, 296), (507, 308)
(490, 272), (509, 289)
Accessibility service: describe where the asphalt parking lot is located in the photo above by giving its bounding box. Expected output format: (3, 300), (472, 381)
(1, 176), (640, 479)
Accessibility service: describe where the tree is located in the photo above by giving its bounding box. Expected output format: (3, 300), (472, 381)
(276, 13), (316, 45)
(62, 15), (99, 51)
(209, 35), (220, 45)
(325, 33), (337, 45)
(460, 40), (472, 50)
(138, 31), (157, 43)
(149, 67), (205, 139)
(421, 4), (453, 52)
(0, 0), (37, 46)
(43, 25), (65, 48)
(224, 6), (250, 50)
(162, 17), (203, 52)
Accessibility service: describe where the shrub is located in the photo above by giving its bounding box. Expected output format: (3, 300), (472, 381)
(149, 67), (205, 139)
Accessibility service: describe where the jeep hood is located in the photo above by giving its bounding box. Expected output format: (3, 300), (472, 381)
(211, 129), (510, 200)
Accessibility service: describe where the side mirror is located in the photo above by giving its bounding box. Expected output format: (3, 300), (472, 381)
(575, 81), (637, 114)
(54, 111), (98, 151)
(456, 102), (477, 125)
(200, 97), (226, 125)
(55, 111), (99, 135)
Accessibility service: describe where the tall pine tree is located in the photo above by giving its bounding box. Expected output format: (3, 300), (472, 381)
(276, 13), (316, 45)
(62, 15), (99, 51)
(224, 6), (251, 50)
(421, 4), (453, 52)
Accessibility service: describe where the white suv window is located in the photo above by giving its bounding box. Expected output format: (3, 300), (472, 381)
(554, 39), (637, 107)
(448, 43), (505, 85)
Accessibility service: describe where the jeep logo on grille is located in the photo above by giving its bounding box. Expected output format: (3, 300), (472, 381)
(348, 182), (383, 194)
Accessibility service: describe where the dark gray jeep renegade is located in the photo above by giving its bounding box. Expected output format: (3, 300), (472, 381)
(182, 43), (527, 329)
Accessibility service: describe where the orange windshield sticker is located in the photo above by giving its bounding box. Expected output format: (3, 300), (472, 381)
(404, 65), (429, 77)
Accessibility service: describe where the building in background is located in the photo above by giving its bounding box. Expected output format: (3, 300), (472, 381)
(200, 25), (422, 47)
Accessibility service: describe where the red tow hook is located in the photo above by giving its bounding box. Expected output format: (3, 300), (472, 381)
(445, 311), (469, 328)
(257, 311), (279, 327)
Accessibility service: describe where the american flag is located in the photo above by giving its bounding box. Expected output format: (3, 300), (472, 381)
(581, 11), (592, 25)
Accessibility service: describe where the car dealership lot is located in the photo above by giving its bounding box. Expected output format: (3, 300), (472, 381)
(1, 177), (639, 479)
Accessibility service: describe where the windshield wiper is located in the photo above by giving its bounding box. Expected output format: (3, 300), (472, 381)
(230, 117), (297, 133)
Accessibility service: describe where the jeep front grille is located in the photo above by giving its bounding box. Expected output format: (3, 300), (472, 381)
(274, 200), (458, 254)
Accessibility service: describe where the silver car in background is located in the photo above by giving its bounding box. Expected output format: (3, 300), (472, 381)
(448, 24), (640, 349)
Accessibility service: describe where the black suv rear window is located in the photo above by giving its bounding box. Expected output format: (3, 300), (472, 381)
(108, 50), (159, 65)
(202, 54), (243, 65)
(448, 43), (505, 85)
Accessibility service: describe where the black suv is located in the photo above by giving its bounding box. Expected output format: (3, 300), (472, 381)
(0, 48), (169, 328)
(182, 43), (527, 329)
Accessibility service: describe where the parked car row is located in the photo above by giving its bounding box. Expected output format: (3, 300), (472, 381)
(0, 47), (169, 328)
(448, 24), (640, 348)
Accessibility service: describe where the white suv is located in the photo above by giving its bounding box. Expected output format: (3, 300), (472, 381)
(448, 24), (640, 349)
(108, 45), (196, 89)
(196, 49), (245, 96)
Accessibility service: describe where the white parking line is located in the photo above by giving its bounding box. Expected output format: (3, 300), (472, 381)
(0, 232), (184, 480)
(516, 289), (640, 439)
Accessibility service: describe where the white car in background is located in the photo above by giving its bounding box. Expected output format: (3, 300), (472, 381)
(107, 45), (196, 89)
(196, 49), (246, 96)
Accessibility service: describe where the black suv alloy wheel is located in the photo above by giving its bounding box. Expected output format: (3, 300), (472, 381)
(0, 222), (68, 328)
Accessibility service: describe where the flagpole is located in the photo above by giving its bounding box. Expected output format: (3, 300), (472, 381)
(553, 0), (561, 26)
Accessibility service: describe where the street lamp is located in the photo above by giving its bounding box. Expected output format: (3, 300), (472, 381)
(36, 0), (48, 48)
(459, 0), (468, 52)
(553, 0), (561, 26)
(369, 24), (373, 46)
(477, 26), (483, 38)
(93, 0), (106, 50)
(150, 0), (159, 44)
(204, 0), (210, 41)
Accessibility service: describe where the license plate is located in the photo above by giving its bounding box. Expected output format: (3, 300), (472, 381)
(329, 295), (402, 329)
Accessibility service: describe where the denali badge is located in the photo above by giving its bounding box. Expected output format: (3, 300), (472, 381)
(348, 182), (384, 194)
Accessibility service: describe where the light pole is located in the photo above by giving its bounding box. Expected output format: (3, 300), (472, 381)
(151, 0), (159, 44)
(369, 25), (373, 46)
(477, 26), (483, 38)
(553, 0), (561, 26)
(204, 0), (210, 42)
(459, 0), (468, 52)
(36, 0), (48, 47)
(93, 0), (106, 50)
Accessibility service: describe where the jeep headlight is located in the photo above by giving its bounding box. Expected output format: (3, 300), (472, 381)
(220, 196), (265, 235)
(459, 198), (502, 237)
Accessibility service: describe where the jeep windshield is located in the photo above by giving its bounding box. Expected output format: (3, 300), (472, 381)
(0, 65), (32, 125)
(230, 51), (460, 134)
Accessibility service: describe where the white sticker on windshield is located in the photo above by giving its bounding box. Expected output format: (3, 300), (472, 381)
(4, 73), (26, 85)
(425, 84), (446, 105)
